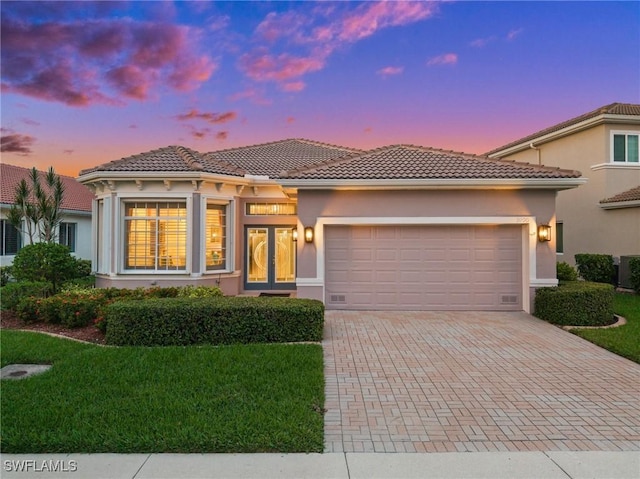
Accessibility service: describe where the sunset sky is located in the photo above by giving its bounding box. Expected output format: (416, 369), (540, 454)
(1, 0), (639, 177)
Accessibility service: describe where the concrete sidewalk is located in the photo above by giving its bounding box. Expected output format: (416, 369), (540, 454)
(2, 452), (639, 479)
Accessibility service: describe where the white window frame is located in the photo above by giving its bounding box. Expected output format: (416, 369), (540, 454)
(59, 222), (77, 252)
(119, 196), (192, 274)
(202, 198), (234, 274)
(610, 130), (640, 164)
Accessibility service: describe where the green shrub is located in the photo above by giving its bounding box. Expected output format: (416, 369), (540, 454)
(106, 297), (324, 346)
(534, 281), (615, 326)
(72, 258), (93, 278)
(11, 243), (79, 292)
(0, 266), (13, 287)
(0, 281), (52, 311)
(15, 297), (45, 323)
(574, 253), (615, 284)
(630, 257), (640, 293)
(62, 275), (96, 290)
(177, 285), (223, 298)
(59, 297), (100, 328)
(556, 262), (578, 282)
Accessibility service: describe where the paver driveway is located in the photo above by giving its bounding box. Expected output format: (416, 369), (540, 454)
(323, 311), (640, 453)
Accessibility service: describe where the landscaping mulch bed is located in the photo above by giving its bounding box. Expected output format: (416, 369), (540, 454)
(0, 311), (105, 345)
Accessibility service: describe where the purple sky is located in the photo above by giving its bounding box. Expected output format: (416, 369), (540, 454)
(1, 1), (639, 176)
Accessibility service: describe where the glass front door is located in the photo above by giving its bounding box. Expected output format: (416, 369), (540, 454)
(245, 226), (296, 290)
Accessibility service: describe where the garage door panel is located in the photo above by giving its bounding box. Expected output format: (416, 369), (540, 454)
(325, 225), (523, 311)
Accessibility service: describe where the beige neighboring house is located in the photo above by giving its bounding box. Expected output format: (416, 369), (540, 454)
(0, 163), (95, 266)
(486, 103), (640, 273)
(78, 139), (585, 312)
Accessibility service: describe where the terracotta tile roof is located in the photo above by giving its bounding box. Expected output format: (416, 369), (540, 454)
(79, 145), (245, 177)
(204, 138), (363, 178)
(486, 102), (640, 156)
(281, 144), (582, 180)
(79, 140), (360, 179)
(1, 163), (94, 212)
(600, 185), (640, 204)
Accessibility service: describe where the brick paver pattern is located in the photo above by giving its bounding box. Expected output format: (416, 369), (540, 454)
(323, 311), (640, 453)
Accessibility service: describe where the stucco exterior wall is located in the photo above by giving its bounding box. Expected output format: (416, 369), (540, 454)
(89, 178), (297, 294)
(295, 188), (558, 312)
(496, 125), (640, 263)
(0, 208), (92, 267)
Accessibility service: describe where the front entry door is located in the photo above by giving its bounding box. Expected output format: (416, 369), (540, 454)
(245, 226), (296, 290)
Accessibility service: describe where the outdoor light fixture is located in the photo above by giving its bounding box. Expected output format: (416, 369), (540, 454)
(538, 224), (551, 242)
(304, 226), (314, 243)
(292, 229), (298, 242)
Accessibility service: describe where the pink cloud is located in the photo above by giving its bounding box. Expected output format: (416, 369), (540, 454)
(507, 28), (523, 41)
(364, 127), (372, 133)
(176, 109), (238, 124)
(21, 117), (40, 126)
(239, 50), (325, 88)
(0, 129), (35, 155)
(216, 131), (228, 140)
(63, 149), (74, 155)
(470, 36), (496, 48)
(244, 2), (438, 91)
(129, 124), (138, 129)
(281, 81), (306, 92)
(377, 66), (404, 77)
(228, 88), (272, 106)
(338, 1), (438, 43)
(256, 11), (308, 42)
(427, 53), (458, 66)
(0, 16), (216, 106)
(286, 117), (295, 124)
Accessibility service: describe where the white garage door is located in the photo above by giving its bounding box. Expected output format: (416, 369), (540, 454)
(325, 225), (523, 311)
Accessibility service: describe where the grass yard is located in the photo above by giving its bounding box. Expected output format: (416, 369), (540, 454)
(571, 293), (640, 364)
(0, 331), (324, 453)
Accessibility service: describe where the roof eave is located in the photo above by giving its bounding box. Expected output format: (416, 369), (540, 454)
(487, 114), (640, 158)
(77, 170), (248, 184)
(278, 178), (586, 191)
(599, 200), (640, 210)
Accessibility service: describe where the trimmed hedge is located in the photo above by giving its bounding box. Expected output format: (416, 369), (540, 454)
(556, 262), (578, 282)
(534, 281), (615, 326)
(0, 281), (52, 311)
(630, 257), (640, 293)
(574, 254), (615, 284)
(105, 297), (325, 346)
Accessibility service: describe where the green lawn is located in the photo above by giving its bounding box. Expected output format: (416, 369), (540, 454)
(571, 293), (640, 364)
(0, 331), (324, 453)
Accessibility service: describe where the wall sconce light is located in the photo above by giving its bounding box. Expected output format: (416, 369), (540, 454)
(537, 224), (551, 242)
(292, 229), (298, 242)
(304, 226), (314, 243)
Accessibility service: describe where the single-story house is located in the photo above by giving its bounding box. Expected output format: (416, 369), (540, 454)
(77, 139), (585, 312)
(1, 163), (94, 266)
(486, 103), (640, 267)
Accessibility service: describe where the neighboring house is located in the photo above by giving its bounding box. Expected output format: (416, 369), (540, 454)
(0, 163), (94, 266)
(78, 138), (584, 312)
(486, 103), (640, 267)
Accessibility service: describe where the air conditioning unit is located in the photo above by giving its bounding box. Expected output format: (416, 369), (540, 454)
(619, 256), (640, 289)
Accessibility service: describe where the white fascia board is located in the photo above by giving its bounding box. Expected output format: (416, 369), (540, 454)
(277, 178), (586, 191)
(599, 200), (640, 210)
(77, 171), (249, 185)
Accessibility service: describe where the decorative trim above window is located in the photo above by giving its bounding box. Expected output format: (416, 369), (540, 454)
(246, 202), (297, 216)
(611, 131), (639, 163)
